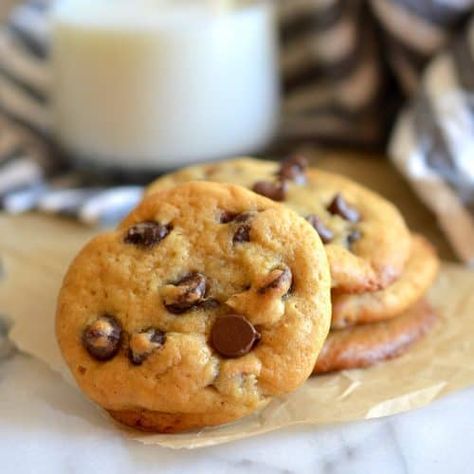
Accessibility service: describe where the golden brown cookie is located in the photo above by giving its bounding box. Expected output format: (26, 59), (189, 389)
(147, 157), (411, 293)
(56, 182), (331, 432)
(331, 235), (439, 329)
(313, 300), (437, 374)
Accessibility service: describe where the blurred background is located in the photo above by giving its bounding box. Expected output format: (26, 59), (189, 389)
(1, 2), (18, 20)
(1, 0), (473, 262)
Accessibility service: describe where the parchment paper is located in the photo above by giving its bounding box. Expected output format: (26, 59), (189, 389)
(2, 215), (474, 449)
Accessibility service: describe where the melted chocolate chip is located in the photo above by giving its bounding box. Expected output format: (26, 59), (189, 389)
(129, 328), (166, 366)
(211, 314), (260, 358)
(277, 155), (308, 184)
(219, 211), (239, 224)
(82, 315), (122, 361)
(306, 214), (334, 244)
(327, 194), (360, 222)
(233, 224), (251, 244)
(258, 266), (292, 296)
(164, 272), (208, 314)
(220, 211), (254, 224)
(347, 229), (362, 246)
(124, 221), (171, 247)
(252, 180), (287, 202)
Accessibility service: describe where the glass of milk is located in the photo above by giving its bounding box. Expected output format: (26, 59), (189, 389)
(50, 0), (279, 172)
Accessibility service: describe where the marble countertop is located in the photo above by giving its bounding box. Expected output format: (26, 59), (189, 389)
(0, 336), (472, 474)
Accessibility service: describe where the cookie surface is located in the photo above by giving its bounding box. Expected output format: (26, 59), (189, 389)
(56, 182), (331, 432)
(314, 300), (437, 374)
(147, 157), (411, 292)
(331, 235), (439, 329)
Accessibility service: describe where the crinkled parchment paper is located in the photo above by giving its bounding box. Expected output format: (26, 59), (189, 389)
(1, 215), (474, 448)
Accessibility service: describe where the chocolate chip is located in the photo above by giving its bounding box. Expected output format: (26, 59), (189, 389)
(82, 315), (122, 361)
(327, 194), (360, 222)
(347, 229), (362, 246)
(277, 155), (308, 184)
(252, 180), (287, 201)
(219, 211), (239, 224)
(258, 266), (292, 296)
(233, 224), (251, 244)
(228, 212), (258, 244)
(164, 272), (208, 314)
(129, 328), (166, 365)
(124, 221), (171, 247)
(306, 214), (334, 244)
(219, 211), (253, 224)
(210, 314), (260, 358)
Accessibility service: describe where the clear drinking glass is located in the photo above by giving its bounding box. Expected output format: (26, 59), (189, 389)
(51, 0), (280, 172)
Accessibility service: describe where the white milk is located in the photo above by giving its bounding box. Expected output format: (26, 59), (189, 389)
(51, 0), (279, 170)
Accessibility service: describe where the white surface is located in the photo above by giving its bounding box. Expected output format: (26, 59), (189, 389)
(0, 350), (471, 473)
(51, 0), (280, 169)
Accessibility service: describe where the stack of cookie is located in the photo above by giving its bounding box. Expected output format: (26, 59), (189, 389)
(57, 181), (333, 432)
(147, 157), (440, 374)
(56, 156), (438, 433)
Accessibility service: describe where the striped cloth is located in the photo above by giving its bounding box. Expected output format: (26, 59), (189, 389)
(279, 0), (387, 147)
(371, 0), (474, 94)
(1, 0), (474, 265)
(390, 15), (474, 265)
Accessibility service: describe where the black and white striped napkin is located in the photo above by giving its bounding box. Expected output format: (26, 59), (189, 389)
(1, 0), (474, 265)
(390, 14), (474, 266)
(279, 0), (387, 147)
(370, 0), (474, 265)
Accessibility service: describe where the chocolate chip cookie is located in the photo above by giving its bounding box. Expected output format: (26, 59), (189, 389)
(314, 300), (437, 374)
(56, 182), (331, 432)
(331, 235), (439, 329)
(147, 157), (411, 293)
